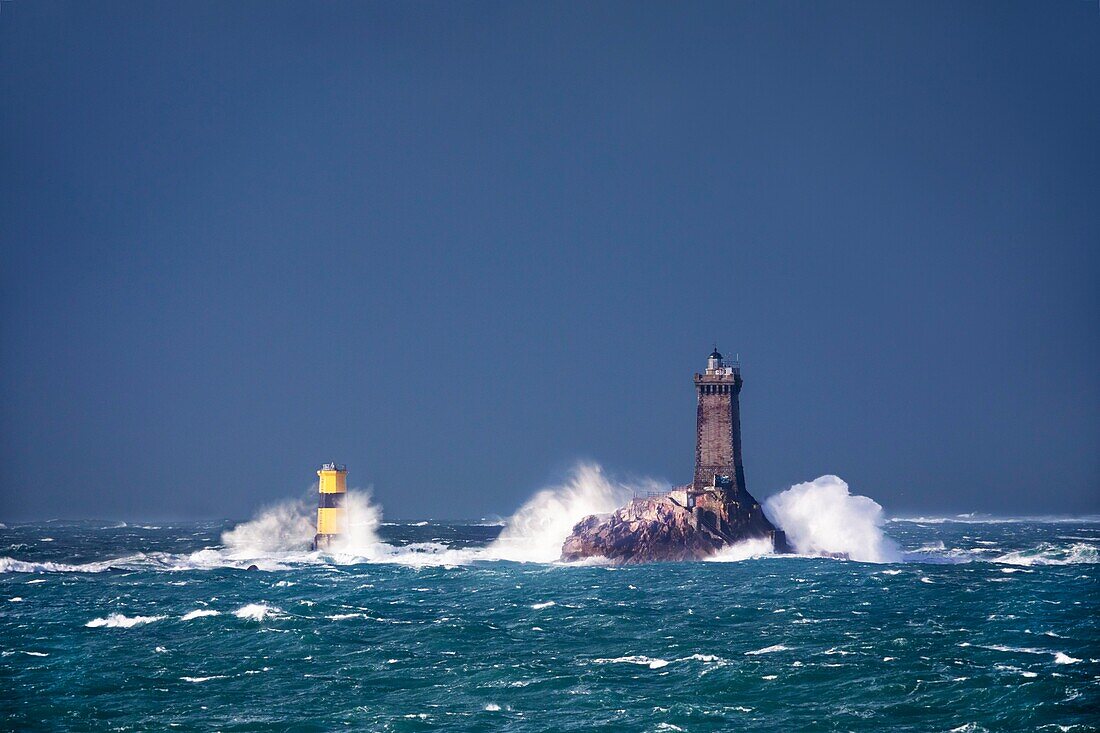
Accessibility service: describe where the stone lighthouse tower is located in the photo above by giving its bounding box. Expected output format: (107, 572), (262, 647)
(693, 348), (746, 494)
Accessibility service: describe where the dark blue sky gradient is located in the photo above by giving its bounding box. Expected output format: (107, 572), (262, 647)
(1, 1), (1097, 520)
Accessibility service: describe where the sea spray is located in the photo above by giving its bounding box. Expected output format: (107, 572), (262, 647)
(763, 475), (902, 563)
(326, 491), (384, 554)
(220, 490), (383, 556)
(487, 463), (639, 562)
(704, 537), (775, 562)
(221, 499), (315, 553)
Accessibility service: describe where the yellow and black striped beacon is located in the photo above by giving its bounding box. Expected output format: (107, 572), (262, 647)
(312, 462), (348, 550)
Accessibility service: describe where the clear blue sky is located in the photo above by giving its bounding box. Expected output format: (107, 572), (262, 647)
(1, 1), (1097, 520)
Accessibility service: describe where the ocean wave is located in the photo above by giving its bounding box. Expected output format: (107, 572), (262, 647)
(181, 609), (220, 621)
(234, 603), (280, 621)
(704, 537), (774, 562)
(992, 543), (1098, 566)
(0, 556), (139, 573)
(890, 515), (1100, 525)
(764, 476), (901, 563)
(86, 613), (165, 628)
(592, 655), (670, 669)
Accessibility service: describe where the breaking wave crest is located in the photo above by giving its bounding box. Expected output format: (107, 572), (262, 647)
(992, 542), (1099, 566)
(86, 613), (165, 628)
(763, 475), (902, 563)
(705, 537), (775, 562)
(486, 463), (637, 562)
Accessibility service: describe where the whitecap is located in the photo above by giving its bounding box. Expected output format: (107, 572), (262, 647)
(993, 543), (1098, 566)
(181, 609), (220, 621)
(181, 675), (229, 683)
(745, 644), (789, 655)
(530, 601), (556, 610)
(86, 613), (165, 628)
(234, 603), (280, 621)
(592, 655), (669, 669)
(704, 537), (774, 562)
(1053, 652), (1080, 665)
(1, 557), (115, 574)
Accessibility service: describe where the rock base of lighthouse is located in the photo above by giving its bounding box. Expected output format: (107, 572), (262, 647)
(560, 491), (788, 565)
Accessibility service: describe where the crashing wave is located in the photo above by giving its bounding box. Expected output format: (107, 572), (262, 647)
(704, 537), (775, 562)
(992, 542), (1098, 566)
(763, 476), (902, 563)
(486, 463), (637, 562)
(234, 603), (280, 621)
(86, 613), (165, 628)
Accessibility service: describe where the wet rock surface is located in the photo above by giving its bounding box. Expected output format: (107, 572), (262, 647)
(560, 491), (786, 565)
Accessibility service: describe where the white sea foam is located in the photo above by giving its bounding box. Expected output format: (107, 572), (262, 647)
(1053, 652), (1080, 665)
(992, 543), (1098, 566)
(530, 601), (557, 610)
(592, 655), (670, 669)
(705, 537), (774, 562)
(86, 613), (165, 628)
(181, 609), (220, 621)
(681, 654), (724, 663)
(0, 556), (122, 573)
(234, 603), (280, 621)
(486, 464), (637, 562)
(221, 499), (315, 553)
(326, 612), (370, 621)
(763, 476), (902, 563)
(745, 644), (789, 655)
(892, 515), (1100, 525)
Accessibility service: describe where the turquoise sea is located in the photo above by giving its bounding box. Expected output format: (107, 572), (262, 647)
(1, 517), (1097, 731)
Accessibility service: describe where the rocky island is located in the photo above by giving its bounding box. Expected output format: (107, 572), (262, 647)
(561, 349), (788, 564)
